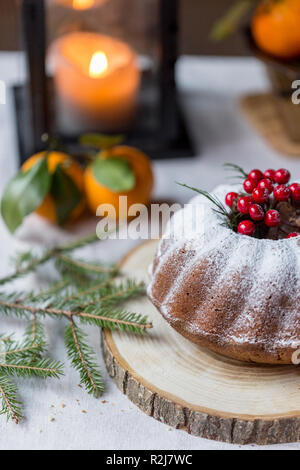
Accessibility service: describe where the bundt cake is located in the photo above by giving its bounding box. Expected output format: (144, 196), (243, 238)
(148, 168), (300, 365)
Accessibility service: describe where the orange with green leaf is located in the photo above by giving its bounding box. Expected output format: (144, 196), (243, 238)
(252, 0), (300, 59)
(1, 135), (154, 232)
(212, 0), (300, 60)
(83, 140), (154, 220)
(1, 151), (85, 232)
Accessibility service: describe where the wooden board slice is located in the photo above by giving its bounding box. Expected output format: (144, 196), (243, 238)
(102, 240), (300, 445)
(240, 93), (300, 158)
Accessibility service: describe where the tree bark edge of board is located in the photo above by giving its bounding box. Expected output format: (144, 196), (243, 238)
(102, 331), (300, 446)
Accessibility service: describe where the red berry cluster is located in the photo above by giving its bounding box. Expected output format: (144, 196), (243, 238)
(225, 168), (300, 238)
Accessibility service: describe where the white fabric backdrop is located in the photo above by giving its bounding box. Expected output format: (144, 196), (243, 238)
(0, 54), (299, 450)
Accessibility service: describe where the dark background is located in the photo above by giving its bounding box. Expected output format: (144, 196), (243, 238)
(0, 0), (250, 55)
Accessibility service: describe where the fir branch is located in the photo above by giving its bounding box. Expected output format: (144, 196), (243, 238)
(0, 292), (34, 319)
(54, 258), (115, 289)
(56, 254), (117, 277)
(0, 374), (23, 424)
(0, 334), (13, 343)
(0, 250), (53, 287)
(65, 319), (104, 397)
(0, 232), (101, 287)
(22, 319), (47, 363)
(78, 305), (152, 334)
(24, 318), (46, 348)
(0, 359), (64, 379)
(1, 343), (44, 361)
(55, 267), (90, 291)
(10, 250), (36, 271)
(0, 298), (152, 333)
(0, 230), (149, 423)
(99, 280), (145, 304)
(0, 297), (31, 319)
(28, 279), (69, 303)
(63, 279), (111, 302)
(31, 315), (37, 343)
(56, 233), (100, 253)
(72, 280), (145, 309)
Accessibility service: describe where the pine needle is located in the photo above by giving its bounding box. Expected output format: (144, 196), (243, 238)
(28, 279), (69, 304)
(0, 232), (101, 287)
(55, 255), (117, 285)
(1, 343), (44, 361)
(0, 375), (23, 424)
(10, 250), (37, 271)
(77, 305), (152, 334)
(177, 182), (227, 212)
(0, 335), (13, 343)
(65, 319), (104, 397)
(0, 359), (64, 379)
(0, 231), (150, 423)
(0, 250), (53, 286)
(24, 318), (46, 348)
(70, 279), (146, 309)
(0, 297), (152, 333)
(63, 279), (112, 302)
(56, 233), (100, 253)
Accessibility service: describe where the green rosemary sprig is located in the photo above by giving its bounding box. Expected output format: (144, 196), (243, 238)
(176, 182), (237, 229)
(177, 182), (228, 213)
(223, 163), (248, 179)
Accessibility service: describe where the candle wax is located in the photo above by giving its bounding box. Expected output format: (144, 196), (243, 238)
(49, 32), (141, 135)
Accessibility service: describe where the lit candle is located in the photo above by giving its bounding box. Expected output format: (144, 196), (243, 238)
(72, 0), (96, 9)
(49, 32), (141, 135)
(55, 0), (108, 10)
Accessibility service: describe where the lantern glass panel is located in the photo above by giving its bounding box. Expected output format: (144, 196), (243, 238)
(46, 0), (161, 137)
(15, 0), (193, 162)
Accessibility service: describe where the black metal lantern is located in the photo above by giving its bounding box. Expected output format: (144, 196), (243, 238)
(15, 0), (194, 163)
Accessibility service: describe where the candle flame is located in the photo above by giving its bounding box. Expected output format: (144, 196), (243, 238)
(89, 52), (108, 78)
(72, 0), (95, 10)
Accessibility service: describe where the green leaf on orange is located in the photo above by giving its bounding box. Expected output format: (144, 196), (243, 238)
(91, 157), (135, 192)
(51, 164), (82, 225)
(79, 133), (124, 150)
(1, 158), (51, 233)
(211, 0), (253, 41)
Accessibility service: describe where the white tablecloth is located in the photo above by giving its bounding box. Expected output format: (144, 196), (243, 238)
(0, 53), (299, 450)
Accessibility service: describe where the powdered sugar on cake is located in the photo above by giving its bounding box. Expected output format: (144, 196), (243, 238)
(148, 184), (300, 354)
